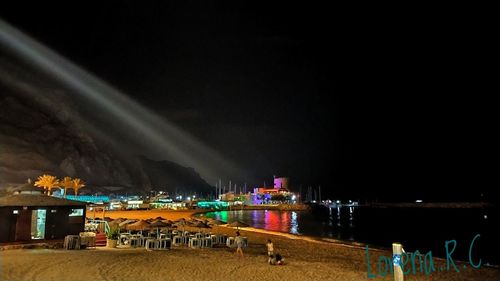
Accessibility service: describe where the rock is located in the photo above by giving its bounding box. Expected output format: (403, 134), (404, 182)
(0, 54), (212, 195)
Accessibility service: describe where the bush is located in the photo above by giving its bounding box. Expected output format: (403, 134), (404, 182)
(106, 226), (119, 240)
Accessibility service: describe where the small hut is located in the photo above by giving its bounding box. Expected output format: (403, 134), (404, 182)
(0, 192), (87, 243)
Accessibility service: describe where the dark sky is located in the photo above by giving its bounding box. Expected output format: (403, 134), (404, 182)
(1, 3), (496, 201)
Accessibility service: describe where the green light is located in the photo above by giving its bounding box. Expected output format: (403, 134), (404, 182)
(197, 201), (229, 210)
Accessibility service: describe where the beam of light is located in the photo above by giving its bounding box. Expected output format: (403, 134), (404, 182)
(0, 18), (246, 184)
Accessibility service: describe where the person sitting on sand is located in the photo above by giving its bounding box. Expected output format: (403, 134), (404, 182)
(234, 231), (244, 258)
(275, 253), (284, 265)
(269, 254), (285, 265)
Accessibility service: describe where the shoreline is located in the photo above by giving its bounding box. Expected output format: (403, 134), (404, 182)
(2, 209), (499, 280)
(104, 209), (499, 268)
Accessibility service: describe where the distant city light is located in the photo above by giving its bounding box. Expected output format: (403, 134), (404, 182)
(415, 200), (423, 203)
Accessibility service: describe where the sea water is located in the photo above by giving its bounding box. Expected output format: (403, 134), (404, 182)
(202, 207), (498, 266)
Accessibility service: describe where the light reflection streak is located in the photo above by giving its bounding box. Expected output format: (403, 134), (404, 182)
(0, 18), (244, 183)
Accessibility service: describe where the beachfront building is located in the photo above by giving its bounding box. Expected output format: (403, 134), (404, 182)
(196, 201), (229, 210)
(251, 177), (297, 204)
(218, 188), (296, 205)
(64, 195), (110, 205)
(149, 197), (187, 210)
(217, 177), (298, 205)
(218, 191), (252, 205)
(0, 189), (86, 243)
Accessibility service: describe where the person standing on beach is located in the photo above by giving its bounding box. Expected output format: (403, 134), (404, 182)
(266, 239), (274, 260)
(235, 231), (244, 258)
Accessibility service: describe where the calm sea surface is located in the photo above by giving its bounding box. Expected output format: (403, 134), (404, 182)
(202, 207), (499, 265)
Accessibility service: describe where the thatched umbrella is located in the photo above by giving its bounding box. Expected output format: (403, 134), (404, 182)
(173, 220), (187, 232)
(149, 220), (169, 238)
(154, 216), (167, 221)
(228, 220), (249, 230)
(161, 219), (174, 226)
(126, 220), (151, 233)
(108, 218), (126, 228)
(192, 221), (212, 233)
(207, 219), (225, 226)
(119, 219), (137, 226)
(118, 219), (137, 231)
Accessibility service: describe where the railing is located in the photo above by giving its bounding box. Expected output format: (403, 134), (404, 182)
(85, 219), (110, 235)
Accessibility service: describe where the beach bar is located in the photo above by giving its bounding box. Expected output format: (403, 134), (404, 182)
(0, 193), (86, 243)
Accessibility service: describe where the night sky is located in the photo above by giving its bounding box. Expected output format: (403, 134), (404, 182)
(1, 3), (496, 201)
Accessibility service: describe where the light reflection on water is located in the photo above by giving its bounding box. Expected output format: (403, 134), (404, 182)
(291, 211), (298, 234)
(204, 210), (316, 235)
(202, 207), (498, 265)
(203, 208), (355, 236)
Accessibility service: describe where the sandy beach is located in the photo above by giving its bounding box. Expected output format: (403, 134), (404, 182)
(1, 210), (499, 281)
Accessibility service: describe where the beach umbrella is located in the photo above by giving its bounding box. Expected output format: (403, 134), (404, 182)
(228, 220), (249, 230)
(174, 218), (186, 223)
(160, 220), (174, 231)
(161, 219), (174, 226)
(108, 218), (126, 227)
(126, 220), (151, 231)
(154, 216), (167, 220)
(109, 218), (125, 224)
(192, 221), (212, 233)
(207, 219), (225, 226)
(149, 220), (169, 238)
(118, 219), (137, 230)
(149, 218), (162, 223)
(149, 220), (169, 229)
(173, 220), (187, 232)
(119, 219), (137, 226)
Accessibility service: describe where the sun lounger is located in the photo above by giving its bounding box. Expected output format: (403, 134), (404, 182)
(64, 235), (81, 250)
(189, 238), (201, 248)
(201, 237), (212, 248)
(226, 237), (236, 248)
(119, 233), (131, 246)
(172, 235), (183, 246)
(158, 238), (171, 250)
(145, 238), (159, 250)
(130, 237), (141, 247)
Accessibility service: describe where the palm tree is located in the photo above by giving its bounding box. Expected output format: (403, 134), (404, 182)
(34, 174), (60, 195)
(72, 178), (85, 197)
(60, 176), (73, 198)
